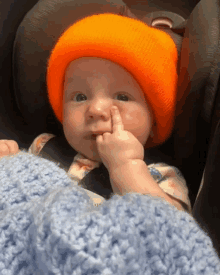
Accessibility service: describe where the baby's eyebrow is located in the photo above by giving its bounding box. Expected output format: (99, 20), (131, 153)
(65, 76), (84, 84)
(64, 79), (88, 92)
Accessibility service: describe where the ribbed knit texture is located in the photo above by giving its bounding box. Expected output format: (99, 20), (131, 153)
(0, 150), (220, 274)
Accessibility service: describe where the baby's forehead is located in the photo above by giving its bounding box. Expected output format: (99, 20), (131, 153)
(64, 70), (137, 94)
(64, 73), (133, 86)
(64, 58), (136, 84)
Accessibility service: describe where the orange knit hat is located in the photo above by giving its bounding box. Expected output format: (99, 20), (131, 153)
(47, 13), (178, 149)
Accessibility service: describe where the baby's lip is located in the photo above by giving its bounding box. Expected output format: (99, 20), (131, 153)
(84, 131), (109, 140)
(91, 131), (107, 135)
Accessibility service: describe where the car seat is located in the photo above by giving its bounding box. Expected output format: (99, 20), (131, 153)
(1, 0), (220, 257)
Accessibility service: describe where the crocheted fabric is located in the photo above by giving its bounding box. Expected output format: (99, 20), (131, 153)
(0, 150), (219, 274)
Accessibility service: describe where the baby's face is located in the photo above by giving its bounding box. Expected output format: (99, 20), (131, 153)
(63, 57), (153, 162)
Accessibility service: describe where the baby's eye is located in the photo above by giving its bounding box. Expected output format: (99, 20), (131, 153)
(71, 93), (130, 102)
(73, 93), (87, 102)
(116, 93), (129, 101)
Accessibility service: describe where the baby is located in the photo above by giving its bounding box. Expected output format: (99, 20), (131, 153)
(62, 57), (179, 204)
(0, 13), (192, 213)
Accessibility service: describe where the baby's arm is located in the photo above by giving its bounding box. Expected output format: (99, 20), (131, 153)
(109, 160), (186, 212)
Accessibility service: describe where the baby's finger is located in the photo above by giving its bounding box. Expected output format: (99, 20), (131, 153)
(111, 106), (124, 133)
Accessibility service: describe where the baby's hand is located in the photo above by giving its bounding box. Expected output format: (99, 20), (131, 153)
(96, 106), (144, 172)
(0, 140), (20, 158)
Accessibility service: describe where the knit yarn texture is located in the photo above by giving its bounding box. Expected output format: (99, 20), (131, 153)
(0, 150), (219, 274)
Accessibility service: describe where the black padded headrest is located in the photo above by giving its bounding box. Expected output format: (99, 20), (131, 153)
(173, 0), (220, 162)
(12, 0), (184, 136)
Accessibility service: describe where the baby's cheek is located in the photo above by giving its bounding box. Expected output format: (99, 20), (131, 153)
(123, 111), (143, 129)
(73, 110), (84, 123)
(123, 111), (150, 142)
(123, 112), (138, 133)
(124, 112), (133, 121)
(123, 110), (136, 124)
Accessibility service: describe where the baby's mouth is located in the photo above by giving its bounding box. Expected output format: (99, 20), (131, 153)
(85, 134), (97, 140)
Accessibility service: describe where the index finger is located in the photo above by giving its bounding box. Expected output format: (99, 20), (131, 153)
(111, 106), (124, 133)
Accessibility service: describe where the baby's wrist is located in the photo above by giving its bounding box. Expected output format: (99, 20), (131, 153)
(108, 159), (144, 175)
(109, 159), (153, 196)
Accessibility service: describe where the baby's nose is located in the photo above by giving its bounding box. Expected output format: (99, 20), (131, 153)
(89, 106), (111, 119)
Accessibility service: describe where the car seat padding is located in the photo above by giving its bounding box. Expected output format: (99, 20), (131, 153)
(38, 135), (78, 172)
(174, 0), (220, 161)
(192, 119), (220, 259)
(172, 0), (220, 207)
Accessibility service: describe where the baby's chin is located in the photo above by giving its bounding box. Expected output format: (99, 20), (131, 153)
(71, 141), (103, 163)
(87, 154), (102, 163)
(79, 149), (103, 163)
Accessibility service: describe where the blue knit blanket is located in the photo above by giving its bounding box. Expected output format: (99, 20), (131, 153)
(0, 150), (219, 274)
